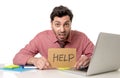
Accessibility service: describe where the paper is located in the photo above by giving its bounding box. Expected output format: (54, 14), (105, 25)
(0, 65), (35, 72)
(57, 67), (71, 70)
(48, 48), (76, 68)
(3, 64), (20, 69)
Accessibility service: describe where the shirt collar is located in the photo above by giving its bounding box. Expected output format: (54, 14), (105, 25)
(66, 31), (72, 43)
(50, 30), (58, 43)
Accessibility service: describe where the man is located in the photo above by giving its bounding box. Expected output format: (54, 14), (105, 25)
(13, 5), (94, 70)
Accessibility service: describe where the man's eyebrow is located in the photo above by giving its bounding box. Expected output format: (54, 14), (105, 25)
(54, 21), (60, 23)
(65, 21), (71, 23)
(54, 20), (70, 23)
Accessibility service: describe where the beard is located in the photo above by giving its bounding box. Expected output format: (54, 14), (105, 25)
(57, 32), (67, 41)
(52, 27), (70, 42)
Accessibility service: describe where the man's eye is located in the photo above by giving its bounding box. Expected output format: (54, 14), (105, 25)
(55, 23), (60, 27)
(64, 23), (70, 27)
(65, 23), (69, 25)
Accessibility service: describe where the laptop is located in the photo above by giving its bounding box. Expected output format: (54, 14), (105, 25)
(63, 32), (120, 76)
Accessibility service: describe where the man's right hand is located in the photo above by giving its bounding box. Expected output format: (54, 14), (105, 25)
(27, 56), (50, 70)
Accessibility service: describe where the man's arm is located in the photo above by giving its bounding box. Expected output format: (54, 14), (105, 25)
(74, 34), (94, 69)
(13, 34), (40, 65)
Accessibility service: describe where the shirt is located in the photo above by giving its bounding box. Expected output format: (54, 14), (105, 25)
(13, 30), (94, 65)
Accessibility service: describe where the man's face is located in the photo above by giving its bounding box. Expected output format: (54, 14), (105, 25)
(51, 15), (71, 41)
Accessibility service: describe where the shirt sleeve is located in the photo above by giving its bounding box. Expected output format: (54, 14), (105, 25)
(13, 34), (40, 65)
(82, 35), (95, 58)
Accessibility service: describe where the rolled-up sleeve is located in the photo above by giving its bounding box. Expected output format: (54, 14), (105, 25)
(13, 35), (39, 65)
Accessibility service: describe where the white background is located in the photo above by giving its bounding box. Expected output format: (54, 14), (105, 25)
(0, 0), (120, 64)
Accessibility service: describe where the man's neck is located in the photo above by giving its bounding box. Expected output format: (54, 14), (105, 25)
(57, 40), (68, 48)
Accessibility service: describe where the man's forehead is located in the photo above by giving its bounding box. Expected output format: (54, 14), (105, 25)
(54, 20), (70, 23)
(54, 15), (70, 20)
(53, 16), (71, 23)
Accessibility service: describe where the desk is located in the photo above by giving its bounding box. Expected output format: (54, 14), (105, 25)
(0, 64), (120, 78)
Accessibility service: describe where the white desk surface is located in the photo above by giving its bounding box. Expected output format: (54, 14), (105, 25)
(0, 64), (120, 78)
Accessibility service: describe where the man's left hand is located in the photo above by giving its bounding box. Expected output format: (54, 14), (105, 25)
(74, 55), (90, 69)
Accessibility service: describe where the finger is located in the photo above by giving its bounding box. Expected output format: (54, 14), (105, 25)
(74, 63), (77, 68)
(43, 65), (47, 69)
(35, 58), (45, 70)
(76, 61), (84, 69)
(83, 59), (90, 66)
(74, 60), (80, 68)
(37, 62), (45, 70)
(43, 63), (52, 70)
(43, 63), (49, 69)
(41, 57), (50, 67)
(75, 55), (89, 69)
(46, 63), (51, 69)
(39, 57), (50, 69)
(74, 57), (83, 68)
(45, 62), (49, 67)
(74, 60), (84, 69)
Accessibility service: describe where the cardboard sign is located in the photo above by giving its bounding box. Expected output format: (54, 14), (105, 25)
(48, 48), (76, 68)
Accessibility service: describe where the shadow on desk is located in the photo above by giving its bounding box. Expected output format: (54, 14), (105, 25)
(0, 65), (120, 78)
(14, 69), (120, 78)
(88, 69), (120, 78)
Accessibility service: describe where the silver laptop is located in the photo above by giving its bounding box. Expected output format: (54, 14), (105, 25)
(63, 32), (120, 76)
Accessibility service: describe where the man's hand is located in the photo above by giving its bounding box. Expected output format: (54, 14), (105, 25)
(27, 57), (51, 70)
(74, 55), (90, 69)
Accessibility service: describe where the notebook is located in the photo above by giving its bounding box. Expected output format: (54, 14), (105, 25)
(63, 32), (120, 76)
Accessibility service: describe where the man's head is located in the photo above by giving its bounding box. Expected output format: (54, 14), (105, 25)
(50, 5), (73, 42)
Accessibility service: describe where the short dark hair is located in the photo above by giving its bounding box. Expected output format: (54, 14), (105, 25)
(50, 5), (73, 22)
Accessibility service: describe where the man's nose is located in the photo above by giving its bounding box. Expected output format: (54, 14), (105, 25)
(60, 26), (65, 32)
